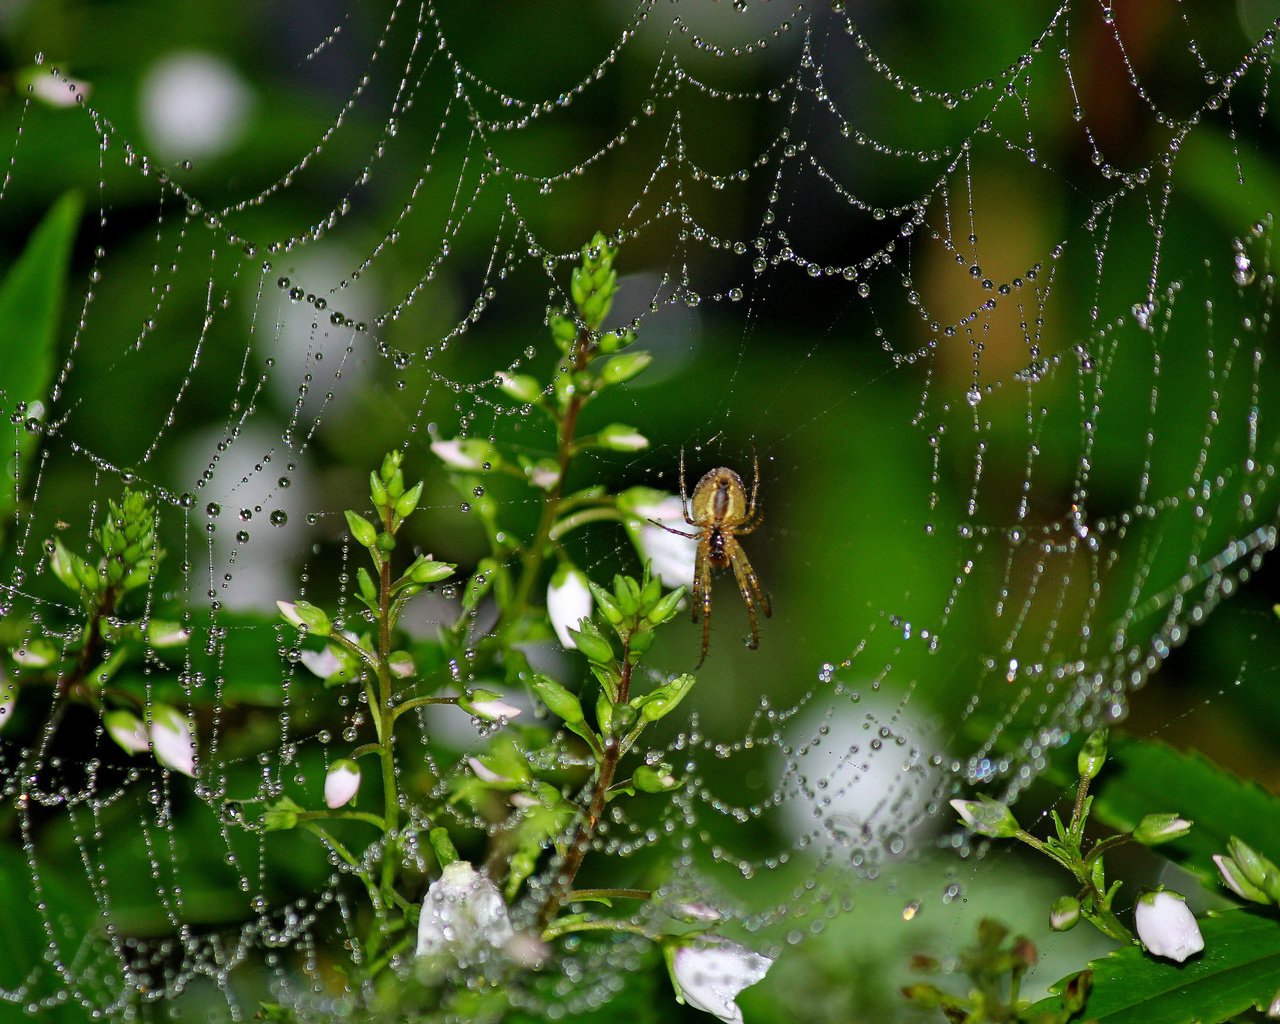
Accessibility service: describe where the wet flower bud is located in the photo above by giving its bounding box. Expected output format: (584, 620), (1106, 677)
(1134, 889), (1203, 963)
(1077, 728), (1108, 783)
(324, 759), (360, 808)
(1050, 895), (1080, 931)
(548, 564), (593, 650)
(416, 861), (513, 967)
(950, 797), (1020, 838)
(1132, 813), (1191, 845)
(105, 708), (149, 753)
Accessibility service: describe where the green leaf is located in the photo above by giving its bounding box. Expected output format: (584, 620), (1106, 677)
(0, 193), (82, 523)
(1082, 736), (1280, 882)
(1027, 910), (1280, 1023)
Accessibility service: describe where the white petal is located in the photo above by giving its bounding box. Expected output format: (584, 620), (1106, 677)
(431, 439), (483, 471)
(300, 647), (343, 679)
(470, 698), (521, 722)
(149, 706), (196, 777)
(673, 940), (773, 1024)
(416, 861), (514, 966)
(105, 709), (150, 753)
(1135, 890), (1204, 963)
(635, 497), (697, 589)
(0, 696), (14, 733)
(547, 567), (593, 649)
(324, 761), (361, 808)
(467, 757), (508, 784)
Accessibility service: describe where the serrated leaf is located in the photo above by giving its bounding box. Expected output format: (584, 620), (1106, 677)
(1027, 910), (1280, 1023)
(1080, 736), (1280, 881)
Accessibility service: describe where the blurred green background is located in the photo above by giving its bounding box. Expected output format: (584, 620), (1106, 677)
(1, 1), (1280, 1021)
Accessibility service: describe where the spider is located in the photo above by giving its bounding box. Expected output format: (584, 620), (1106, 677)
(652, 448), (772, 666)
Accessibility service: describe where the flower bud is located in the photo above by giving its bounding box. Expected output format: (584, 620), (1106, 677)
(324, 759), (361, 808)
(276, 600), (332, 637)
(566, 620), (614, 666)
(147, 620), (191, 649)
(949, 797), (1020, 839)
(1132, 813), (1192, 845)
(1077, 728), (1108, 782)
(531, 673), (585, 724)
(547, 564), (593, 650)
(12, 639), (56, 668)
(634, 763), (679, 793)
(1213, 853), (1270, 903)
(407, 555), (455, 584)
(393, 481), (424, 520)
(496, 371), (542, 404)
(634, 673), (696, 723)
(416, 861), (513, 967)
(596, 423), (649, 452)
(461, 689), (522, 723)
(1050, 895), (1080, 931)
(430, 437), (498, 472)
(344, 510), (378, 548)
(1134, 889), (1204, 963)
(105, 709), (149, 753)
(600, 351), (652, 386)
(1227, 836), (1280, 901)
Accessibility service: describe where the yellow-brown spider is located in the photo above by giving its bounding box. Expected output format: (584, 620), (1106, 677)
(652, 448), (772, 666)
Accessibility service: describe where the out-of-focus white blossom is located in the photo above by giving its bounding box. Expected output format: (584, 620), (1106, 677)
(149, 704), (196, 777)
(1134, 889), (1203, 963)
(416, 861), (514, 967)
(547, 564), (593, 649)
(672, 939), (773, 1024)
(140, 53), (251, 162)
(633, 495), (697, 589)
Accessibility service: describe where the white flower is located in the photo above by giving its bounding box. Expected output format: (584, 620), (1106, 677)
(672, 939), (773, 1024)
(634, 496), (697, 589)
(1134, 889), (1204, 963)
(547, 564), (593, 649)
(300, 646), (344, 679)
(149, 704), (196, 777)
(416, 861), (514, 967)
(324, 759), (361, 808)
(105, 709), (150, 753)
(431, 438), (492, 471)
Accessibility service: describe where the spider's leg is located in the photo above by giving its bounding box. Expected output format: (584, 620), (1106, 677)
(746, 442), (761, 520)
(735, 509), (765, 536)
(729, 542), (772, 625)
(693, 543), (712, 667)
(679, 445), (692, 523)
(649, 519), (699, 539)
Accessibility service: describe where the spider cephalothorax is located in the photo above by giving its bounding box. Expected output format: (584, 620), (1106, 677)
(653, 448), (772, 666)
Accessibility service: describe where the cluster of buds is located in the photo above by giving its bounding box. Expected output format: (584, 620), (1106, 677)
(950, 729), (1203, 963)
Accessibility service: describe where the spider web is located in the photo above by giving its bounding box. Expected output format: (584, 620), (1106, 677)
(1, 0), (1278, 1019)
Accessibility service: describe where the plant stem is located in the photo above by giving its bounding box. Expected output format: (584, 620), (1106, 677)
(536, 640), (633, 932)
(375, 507), (401, 945)
(508, 328), (593, 623)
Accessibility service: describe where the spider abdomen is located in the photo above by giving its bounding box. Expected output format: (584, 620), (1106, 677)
(708, 527), (729, 567)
